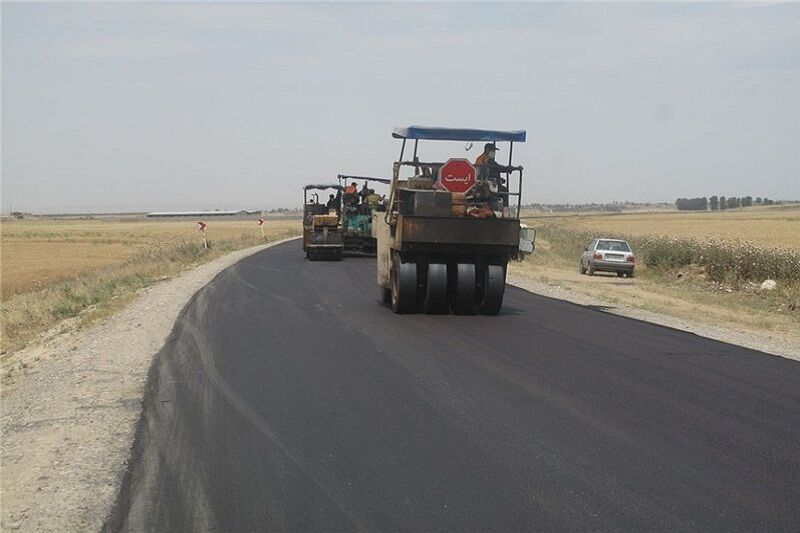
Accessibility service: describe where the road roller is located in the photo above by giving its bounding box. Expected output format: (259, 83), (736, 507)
(374, 126), (534, 314)
(302, 183), (344, 261)
(336, 174), (391, 255)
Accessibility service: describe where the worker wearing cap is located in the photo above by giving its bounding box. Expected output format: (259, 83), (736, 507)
(474, 142), (520, 207)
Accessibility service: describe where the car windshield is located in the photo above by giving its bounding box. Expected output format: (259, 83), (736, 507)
(597, 240), (630, 252)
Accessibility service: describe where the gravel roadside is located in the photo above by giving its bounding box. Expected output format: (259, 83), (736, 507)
(0, 237), (299, 532)
(508, 276), (800, 362)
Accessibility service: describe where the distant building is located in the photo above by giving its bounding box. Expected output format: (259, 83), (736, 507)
(145, 210), (257, 218)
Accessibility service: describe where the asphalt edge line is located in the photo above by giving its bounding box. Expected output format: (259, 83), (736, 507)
(99, 236), (302, 531)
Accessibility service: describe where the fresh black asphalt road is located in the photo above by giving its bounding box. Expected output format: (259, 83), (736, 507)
(107, 240), (800, 532)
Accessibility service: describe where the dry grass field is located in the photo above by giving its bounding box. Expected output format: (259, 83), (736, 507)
(1, 218), (299, 298)
(524, 204), (800, 248)
(512, 204), (800, 340)
(1, 217), (301, 353)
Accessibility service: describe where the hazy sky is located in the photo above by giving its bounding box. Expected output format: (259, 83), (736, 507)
(2, 2), (798, 212)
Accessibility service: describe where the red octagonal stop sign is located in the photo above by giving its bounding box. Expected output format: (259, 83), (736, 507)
(437, 158), (476, 193)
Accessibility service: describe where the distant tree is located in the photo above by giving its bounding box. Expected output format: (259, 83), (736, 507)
(756, 197), (763, 204)
(742, 196), (753, 207)
(676, 197), (708, 211)
(719, 196), (727, 210)
(709, 195), (719, 210)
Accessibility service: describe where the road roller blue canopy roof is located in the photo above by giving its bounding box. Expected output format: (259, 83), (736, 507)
(303, 184), (342, 191)
(392, 125), (526, 143)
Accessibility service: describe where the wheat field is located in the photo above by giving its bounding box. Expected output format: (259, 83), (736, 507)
(524, 205), (800, 249)
(1, 216), (301, 353)
(1, 217), (299, 299)
(513, 205), (800, 338)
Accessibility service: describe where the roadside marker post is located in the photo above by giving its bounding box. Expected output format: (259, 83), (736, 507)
(197, 221), (208, 249)
(258, 218), (265, 238)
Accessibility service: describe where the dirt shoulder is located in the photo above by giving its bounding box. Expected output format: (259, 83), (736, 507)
(508, 268), (800, 362)
(0, 237), (299, 532)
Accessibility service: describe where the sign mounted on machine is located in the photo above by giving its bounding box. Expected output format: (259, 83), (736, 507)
(437, 158), (476, 193)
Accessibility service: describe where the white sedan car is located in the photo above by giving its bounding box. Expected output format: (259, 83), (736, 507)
(580, 238), (636, 278)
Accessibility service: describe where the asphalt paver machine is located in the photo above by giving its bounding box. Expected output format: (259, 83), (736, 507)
(337, 174), (391, 255)
(302, 184), (344, 261)
(374, 126), (534, 314)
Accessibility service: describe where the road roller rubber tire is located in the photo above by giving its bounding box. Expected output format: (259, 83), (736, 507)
(452, 263), (476, 315)
(479, 264), (506, 315)
(423, 263), (448, 314)
(392, 256), (417, 314)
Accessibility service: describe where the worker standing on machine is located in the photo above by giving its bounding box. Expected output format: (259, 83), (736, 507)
(326, 192), (340, 214)
(365, 189), (383, 211)
(474, 143), (520, 207)
(359, 182), (370, 204)
(343, 182), (359, 210)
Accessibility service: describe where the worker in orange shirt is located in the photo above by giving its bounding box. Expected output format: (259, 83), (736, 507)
(343, 182), (359, 209)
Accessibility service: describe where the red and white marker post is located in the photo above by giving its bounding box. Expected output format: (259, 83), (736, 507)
(257, 218), (265, 238)
(197, 221), (208, 248)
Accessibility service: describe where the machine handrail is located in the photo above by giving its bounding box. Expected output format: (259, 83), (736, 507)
(337, 174), (392, 185)
(396, 161), (444, 167)
(384, 166), (524, 222)
(384, 162), (400, 225)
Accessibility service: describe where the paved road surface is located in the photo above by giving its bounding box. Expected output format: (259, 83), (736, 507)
(106, 240), (800, 532)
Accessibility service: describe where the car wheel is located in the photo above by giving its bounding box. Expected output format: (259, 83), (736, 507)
(628, 270), (635, 279)
(579, 261), (587, 275)
(617, 271), (624, 278)
(587, 263), (595, 276)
